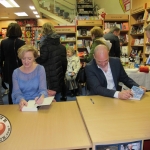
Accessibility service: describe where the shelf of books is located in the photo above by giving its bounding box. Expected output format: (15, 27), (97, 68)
(76, 20), (103, 62)
(104, 14), (129, 59)
(76, 0), (94, 16)
(55, 26), (76, 51)
(145, 2), (150, 56)
(130, 4), (148, 64)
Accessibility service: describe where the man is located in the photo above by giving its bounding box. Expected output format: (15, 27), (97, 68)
(145, 24), (150, 42)
(85, 44), (146, 100)
(104, 26), (121, 58)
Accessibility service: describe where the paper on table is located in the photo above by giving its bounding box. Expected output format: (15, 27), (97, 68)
(22, 96), (54, 112)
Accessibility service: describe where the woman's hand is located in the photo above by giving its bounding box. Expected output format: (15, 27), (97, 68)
(35, 94), (44, 105)
(19, 99), (28, 111)
(71, 72), (75, 76)
(47, 90), (56, 96)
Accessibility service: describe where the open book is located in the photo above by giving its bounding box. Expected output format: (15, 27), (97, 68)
(22, 96), (54, 112)
(130, 86), (144, 100)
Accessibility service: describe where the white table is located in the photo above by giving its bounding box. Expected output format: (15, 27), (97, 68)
(127, 71), (150, 90)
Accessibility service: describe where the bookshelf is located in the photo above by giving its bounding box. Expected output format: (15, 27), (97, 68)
(104, 14), (129, 57)
(145, 2), (150, 56)
(76, 20), (103, 62)
(55, 26), (76, 51)
(76, 0), (94, 16)
(130, 4), (148, 64)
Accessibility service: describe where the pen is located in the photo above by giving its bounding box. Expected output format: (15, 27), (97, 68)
(90, 98), (94, 104)
(35, 94), (42, 105)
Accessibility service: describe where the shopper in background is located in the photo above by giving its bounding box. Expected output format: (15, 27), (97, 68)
(60, 48), (67, 101)
(103, 28), (110, 34)
(85, 44), (146, 100)
(66, 46), (80, 97)
(145, 24), (150, 42)
(0, 39), (9, 97)
(0, 23), (25, 104)
(12, 45), (48, 110)
(0, 68), (3, 105)
(36, 22), (67, 102)
(84, 26), (112, 63)
(104, 26), (121, 58)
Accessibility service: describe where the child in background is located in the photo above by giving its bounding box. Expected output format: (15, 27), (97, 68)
(66, 47), (80, 97)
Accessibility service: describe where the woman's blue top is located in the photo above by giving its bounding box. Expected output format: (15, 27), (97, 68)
(12, 65), (48, 104)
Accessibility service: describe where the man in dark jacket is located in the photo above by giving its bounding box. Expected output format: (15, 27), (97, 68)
(85, 44), (146, 99)
(36, 22), (67, 102)
(104, 26), (121, 58)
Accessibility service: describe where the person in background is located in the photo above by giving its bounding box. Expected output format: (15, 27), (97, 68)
(0, 68), (3, 104)
(66, 46), (80, 97)
(145, 24), (150, 42)
(0, 23), (25, 104)
(60, 45), (67, 101)
(85, 44), (146, 100)
(103, 28), (110, 34)
(84, 26), (112, 63)
(12, 45), (48, 110)
(104, 26), (121, 58)
(36, 22), (67, 102)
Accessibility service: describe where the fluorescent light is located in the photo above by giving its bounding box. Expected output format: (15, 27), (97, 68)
(14, 12), (28, 16)
(36, 15), (40, 18)
(10, 0), (19, 7)
(29, 6), (35, 10)
(33, 11), (38, 14)
(0, 0), (19, 8)
(0, 0), (12, 7)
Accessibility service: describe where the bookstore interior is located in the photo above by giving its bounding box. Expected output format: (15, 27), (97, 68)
(1, 0), (150, 150)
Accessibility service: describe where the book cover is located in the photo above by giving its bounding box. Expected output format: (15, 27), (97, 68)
(130, 86), (144, 100)
(122, 22), (129, 30)
(22, 96), (54, 112)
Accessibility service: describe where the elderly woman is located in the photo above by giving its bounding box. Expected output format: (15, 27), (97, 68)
(36, 22), (67, 102)
(12, 45), (48, 110)
(66, 47), (80, 97)
(84, 26), (112, 63)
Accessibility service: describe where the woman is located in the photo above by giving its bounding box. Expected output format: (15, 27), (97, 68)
(0, 23), (25, 104)
(66, 47), (80, 97)
(84, 26), (112, 63)
(36, 22), (67, 102)
(12, 45), (48, 110)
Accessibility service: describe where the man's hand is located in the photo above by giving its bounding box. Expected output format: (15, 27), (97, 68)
(139, 86), (147, 93)
(118, 90), (133, 100)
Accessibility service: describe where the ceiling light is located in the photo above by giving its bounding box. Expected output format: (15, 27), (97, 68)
(14, 12), (28, 16)
(33, 11), (38, 14)
(29, 6), (35, 10)
(0, 0), (19, 8)
(36, 15), (40, 18)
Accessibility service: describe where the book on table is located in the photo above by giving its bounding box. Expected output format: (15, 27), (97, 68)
(22, 96), (54, 112)
(130, 86), (144, 100)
